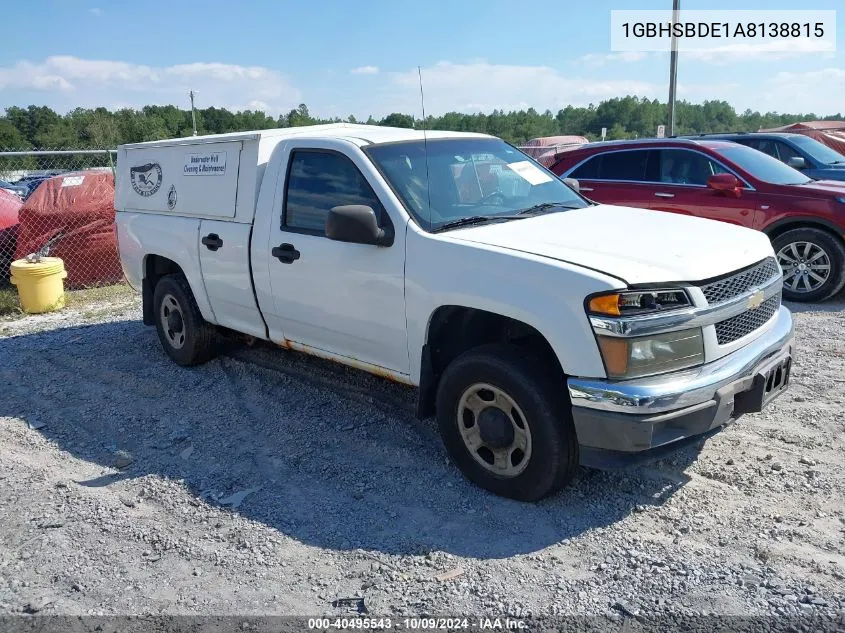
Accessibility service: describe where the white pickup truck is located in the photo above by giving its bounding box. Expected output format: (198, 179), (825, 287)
(115, 123), (794, 501)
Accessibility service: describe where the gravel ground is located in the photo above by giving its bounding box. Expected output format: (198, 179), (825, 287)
(0, 292), (843, 625)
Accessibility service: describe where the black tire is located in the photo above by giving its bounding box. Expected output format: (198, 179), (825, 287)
(772, 228), (845, 302)
(435, 343), (579, 501)
(152, 274), (219, 366)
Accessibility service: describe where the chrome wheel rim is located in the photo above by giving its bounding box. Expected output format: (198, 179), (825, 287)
(160, 294), (186, 349)
(457, 383), (532, 478)
(777, 241), (831, 294)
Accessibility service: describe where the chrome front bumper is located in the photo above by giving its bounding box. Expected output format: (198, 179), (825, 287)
(568, 306), (794, 463)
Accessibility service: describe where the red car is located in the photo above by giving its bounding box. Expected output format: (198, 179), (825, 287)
(550, 139), (845, 302)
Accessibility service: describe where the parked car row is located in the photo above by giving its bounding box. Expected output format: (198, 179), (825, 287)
(0, 179), (29, 200)
(550, 134), (845, 303)
(684, 132), (845, 182)
(0, 172), (63, 201)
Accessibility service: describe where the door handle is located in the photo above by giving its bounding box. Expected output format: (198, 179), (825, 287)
(272, 243), (301, 264)
(201, 233), (223, 251)
(579, 186), (594, 192)
(654, 192), (675, 198)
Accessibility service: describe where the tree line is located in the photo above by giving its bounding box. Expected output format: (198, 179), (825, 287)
(1, 97), (842, 150)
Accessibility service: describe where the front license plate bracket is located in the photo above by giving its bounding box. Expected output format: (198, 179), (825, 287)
(733, 354), (791, 416)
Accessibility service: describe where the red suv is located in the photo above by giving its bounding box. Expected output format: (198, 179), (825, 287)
(550, 139), (845, 302)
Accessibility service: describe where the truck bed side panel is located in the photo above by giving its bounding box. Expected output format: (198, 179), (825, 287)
(197, 219), (267, 339)
(116, 212), (217, 324)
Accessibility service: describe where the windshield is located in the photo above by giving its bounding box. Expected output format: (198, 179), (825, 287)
(365, 138), (588, 232)
(788, 135), (845, 166)
(717, 145), (812, 185)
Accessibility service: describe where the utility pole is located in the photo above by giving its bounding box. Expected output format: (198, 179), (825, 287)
(189, 90), (198, 136)
(667, 0), (680, 137)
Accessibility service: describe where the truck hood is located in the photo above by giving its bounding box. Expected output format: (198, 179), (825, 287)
(445, 204), (775, 285)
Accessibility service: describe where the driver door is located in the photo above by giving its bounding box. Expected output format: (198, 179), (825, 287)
(262, 141), (410, 374)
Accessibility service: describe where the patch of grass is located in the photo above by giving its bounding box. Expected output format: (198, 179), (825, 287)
(0, 282), (135, 319)
(65, 283), (135, 308)
(0, 284), (22, 317)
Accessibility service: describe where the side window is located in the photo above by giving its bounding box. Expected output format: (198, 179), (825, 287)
(569, 155), (600, 179)
(596, 150), (649, 181)
(657, 149), (726, 186)
(774, 142), (802, 163)
(742, 139), (778, 159)
(284, 150), (383, 234)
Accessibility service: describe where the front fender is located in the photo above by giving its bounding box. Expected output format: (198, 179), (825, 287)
(405, 228), (625, 384)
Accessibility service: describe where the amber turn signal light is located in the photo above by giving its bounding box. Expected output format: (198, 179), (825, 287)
(588, 294), (621, 316)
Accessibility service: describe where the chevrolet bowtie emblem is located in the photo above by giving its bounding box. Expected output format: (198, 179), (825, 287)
(748, 290), (765, 310)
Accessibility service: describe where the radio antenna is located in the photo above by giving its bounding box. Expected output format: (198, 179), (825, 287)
(418, 65), (433, 231)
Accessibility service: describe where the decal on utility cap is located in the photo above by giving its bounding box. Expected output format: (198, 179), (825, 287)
(167, 185), (177, 210)
(183, 151), (227, 176)
(61, 176), (85, 187)
(130, 162), (163, 197)
(505, 160), (553, 186)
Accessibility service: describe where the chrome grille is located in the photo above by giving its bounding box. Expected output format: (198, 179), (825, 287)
(699, 257), (780, 305)
(715, 293), (781, 345)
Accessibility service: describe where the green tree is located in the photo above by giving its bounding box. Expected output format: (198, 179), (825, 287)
(0, 98), (836, 149)
(287, 104), (314, 127)
(379, 113), (415, 128)
(0, 118), (28, 149)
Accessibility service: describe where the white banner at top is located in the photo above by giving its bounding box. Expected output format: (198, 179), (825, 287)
(610, 10), (836, 53)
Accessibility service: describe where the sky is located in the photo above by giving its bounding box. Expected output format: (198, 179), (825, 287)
(0, 0), (842, 119)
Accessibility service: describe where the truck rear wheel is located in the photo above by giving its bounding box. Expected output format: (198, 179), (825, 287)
(435, 344), (579, 501)
(773, 227), (845, 302)
(152, 274), (219, 366)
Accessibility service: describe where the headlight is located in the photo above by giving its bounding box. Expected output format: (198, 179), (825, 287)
(596, 328), (704, 379)
(588, 289), (691, 316)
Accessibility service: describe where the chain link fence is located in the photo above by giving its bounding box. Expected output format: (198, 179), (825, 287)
(0, 150), (125, 300)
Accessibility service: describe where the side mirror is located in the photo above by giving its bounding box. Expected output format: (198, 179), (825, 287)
(326, 205), (393, 247)
(562, 177), (580, 193)
(707, 173), (742, 197)
(786, 156), (807, 170)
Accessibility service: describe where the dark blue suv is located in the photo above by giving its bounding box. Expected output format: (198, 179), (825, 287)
(685, 132), (845, 182)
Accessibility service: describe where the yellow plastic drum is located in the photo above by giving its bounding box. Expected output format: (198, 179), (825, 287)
(9, 257), (68, 314)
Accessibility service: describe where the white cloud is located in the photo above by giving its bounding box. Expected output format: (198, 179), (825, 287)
(666, 66), (845, 114)
(371, 59), (840, 120)
(757, 67), (845, 113)
(683, 39), (836, 64)
(577, 52), (649, 68)
(0, 56), (301, 116)
(3, 54), (841, 123)
(384, 61), (662, 116)
(351, 65), (379, 75)
(89, 7), (103, 16)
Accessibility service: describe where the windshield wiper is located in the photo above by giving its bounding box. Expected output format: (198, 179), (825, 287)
(515, 201), (586, 216)
(432, 202), (588, 233)
(829, 160), (845, 165)
(431, 215), (522, 233)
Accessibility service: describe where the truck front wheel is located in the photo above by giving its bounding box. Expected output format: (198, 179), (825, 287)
(152, 274), (219, 366)
(435, 344), (579, 501)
